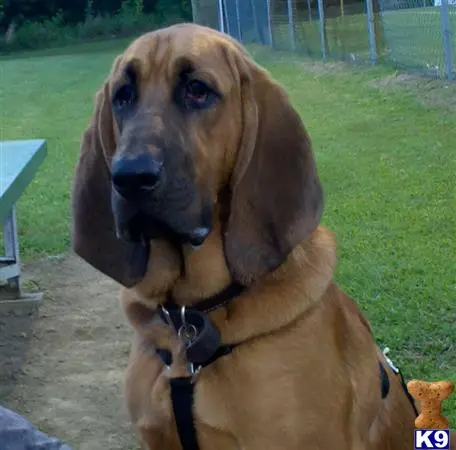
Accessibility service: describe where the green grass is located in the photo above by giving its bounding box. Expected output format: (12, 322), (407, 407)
(1, 39), (455, 425)
(0, 37), (136, 61)
(0, 40), (134, 258)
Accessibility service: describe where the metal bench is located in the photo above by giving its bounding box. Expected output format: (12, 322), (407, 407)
(0, 139), (47, 307)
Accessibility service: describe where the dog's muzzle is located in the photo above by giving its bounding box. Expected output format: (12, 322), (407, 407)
(111, 185), (211, 246)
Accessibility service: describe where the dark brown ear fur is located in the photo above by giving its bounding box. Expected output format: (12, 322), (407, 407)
(225, 61), (324, 285)
(71, 79), (148, 287)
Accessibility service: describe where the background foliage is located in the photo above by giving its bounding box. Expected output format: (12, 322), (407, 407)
(0, 0), (192, 53)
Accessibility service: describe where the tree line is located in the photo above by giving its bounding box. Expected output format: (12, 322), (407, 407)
(0, 0), (192, 30)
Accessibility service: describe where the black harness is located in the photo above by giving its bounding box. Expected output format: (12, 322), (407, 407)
(155, 283), (244, 450)
(153, 284), (418, 450)
(380, 349), (420, 417)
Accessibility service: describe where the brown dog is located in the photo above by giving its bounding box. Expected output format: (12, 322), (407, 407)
(72, 23), (423, 450)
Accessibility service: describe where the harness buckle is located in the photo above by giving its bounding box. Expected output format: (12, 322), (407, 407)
(187, 363), (201, 380)
(178, 306), (199, 349)
(383, 347), (400, 374)
(160, 305), (202, 378)
(160, 305), (178, 335)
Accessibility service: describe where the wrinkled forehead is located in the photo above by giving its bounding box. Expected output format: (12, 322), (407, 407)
(110, 25), (241, 94)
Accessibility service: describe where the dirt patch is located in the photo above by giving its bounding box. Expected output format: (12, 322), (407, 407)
(368, 72), (456, 110)
(0, 254), (140, 450)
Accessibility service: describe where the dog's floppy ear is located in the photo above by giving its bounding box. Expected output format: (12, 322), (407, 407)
(225, 61), (324, 285)
(71, 73), (148, 288)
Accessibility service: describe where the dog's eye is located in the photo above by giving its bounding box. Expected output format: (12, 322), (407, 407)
(113, 84), (137, 111)
(183, 80), (216, 110)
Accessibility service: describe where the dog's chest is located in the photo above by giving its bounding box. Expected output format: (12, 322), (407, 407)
(188, 331), (352, 442)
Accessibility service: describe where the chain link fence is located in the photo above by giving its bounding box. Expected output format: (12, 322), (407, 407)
(191, 0), (455, 79)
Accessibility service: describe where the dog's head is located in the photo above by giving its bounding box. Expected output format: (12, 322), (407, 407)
(72, 23), (323, 287)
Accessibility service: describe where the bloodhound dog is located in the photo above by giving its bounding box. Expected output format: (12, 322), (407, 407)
(71, 23), (426, 450)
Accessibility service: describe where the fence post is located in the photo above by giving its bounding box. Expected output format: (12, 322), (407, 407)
(234, 0), (242, 41)
(250, 0), (260, 43)
(217, 0), (225, 33)
(190, 0), (197, 22)
(266, 0), (274, 47)
(440, 0), (453, 80)
(317, 0), (327, 58)
(366, 0), (378, 64)
(222, 0), (231, 35)
(287, 0), (297, 51)
(307, 0), (313, 21)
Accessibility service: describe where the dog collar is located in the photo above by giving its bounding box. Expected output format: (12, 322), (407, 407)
(163, 281), (245, 314)
(156, 282), (244, 371)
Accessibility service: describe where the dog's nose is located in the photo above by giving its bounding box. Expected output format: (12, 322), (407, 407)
(111, 153), (163, 197)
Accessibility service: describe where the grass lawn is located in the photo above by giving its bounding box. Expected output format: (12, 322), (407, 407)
(1, 38), (455, 425)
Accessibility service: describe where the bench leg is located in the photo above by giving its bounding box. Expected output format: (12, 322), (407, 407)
(3, 206), (21, 293)
(0, 206), (43, 310)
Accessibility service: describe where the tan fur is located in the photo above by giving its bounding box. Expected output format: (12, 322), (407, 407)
(72, 23), (422, 450)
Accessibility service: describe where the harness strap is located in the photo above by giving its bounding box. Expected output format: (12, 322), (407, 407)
(157, 346), (236, 450)
(379, 362), (390, 399)
(170, 377), (199, 450)
(397, 368), (419, 417)
(156, 344), (236, 371)
(380, 354), (419, 417)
